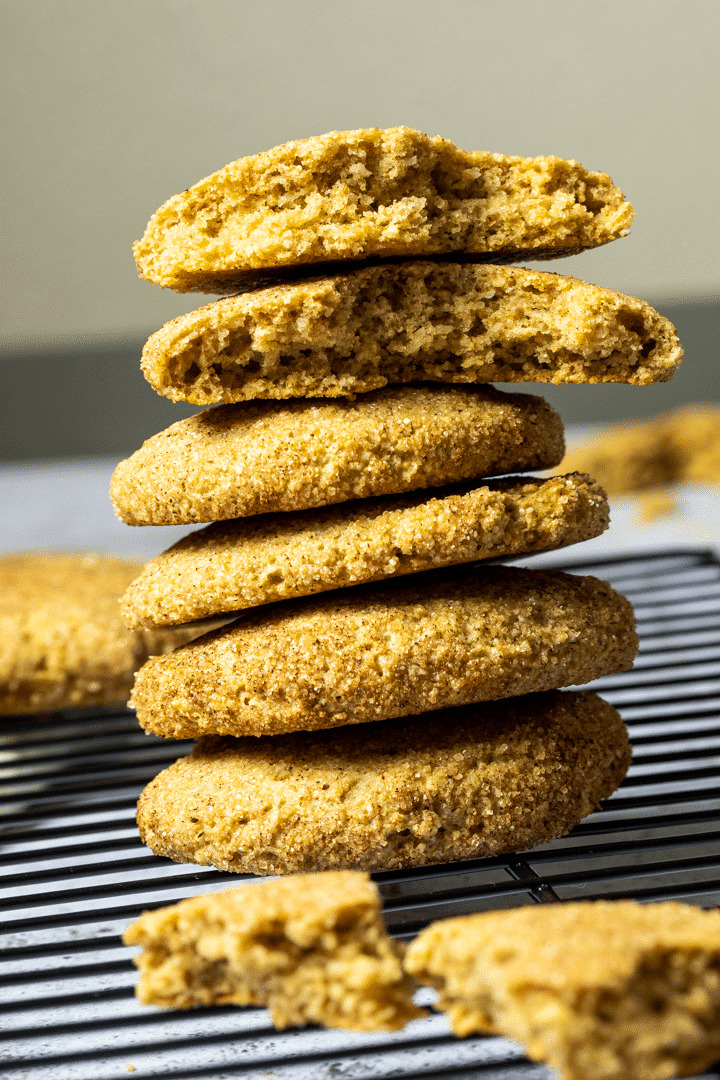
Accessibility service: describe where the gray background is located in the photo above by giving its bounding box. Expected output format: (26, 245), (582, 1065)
(2, 0), (718, 461)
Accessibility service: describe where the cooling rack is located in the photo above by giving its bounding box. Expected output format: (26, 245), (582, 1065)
(1, 548), (720, 1079)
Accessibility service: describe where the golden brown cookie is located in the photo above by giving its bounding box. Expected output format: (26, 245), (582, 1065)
(405, 900), (720, 1080)
(123, 870), (423, 1031)
(563, 401), (720, 494)
(141, 263), (679, 405)
(133, 127), (634, 293)
(110, 385), (564, 527)
(0, 552), (201, 716)
(120, 474), (609, 629)
(135, 690), (630, 874)
(130, 566), (637, 739)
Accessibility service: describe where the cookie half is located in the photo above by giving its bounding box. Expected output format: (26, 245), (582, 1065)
(405, 900), (720, 1080)
(110, 385), (564, 527)
(0, 552), (200, 716)
(133, 127), (633, 293)
(120, 474), (609, 629)
(141, 263), (680, 404)
(136, 690), (630, 874)
(130, 566), (637, 739)
(123, 871), (423, 1031)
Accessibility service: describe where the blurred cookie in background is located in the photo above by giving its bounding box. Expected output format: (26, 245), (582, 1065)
(0, 552), (209, 716)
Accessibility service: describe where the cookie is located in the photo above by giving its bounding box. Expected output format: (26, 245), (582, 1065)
(123, 870), (422, 1031)
(135, 690), (630, 874)
(133, 127), (634, 293)
(110, 385), (564, 527)
(563, 401), (720, 495)
(120, 474), (609, 629)
(0, 552), (202, 716)
(141, 263), (680, 405)
(405, 900), (720, 1080)
(130, 566), (637, 739)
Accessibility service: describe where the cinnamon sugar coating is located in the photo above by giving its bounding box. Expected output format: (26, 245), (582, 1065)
(130, 566), (638, 739)
(0, 553), (199, 716)
(120, 474), (609, 628)
(110, 385), (564, 527)
(136, 691), (629, 874)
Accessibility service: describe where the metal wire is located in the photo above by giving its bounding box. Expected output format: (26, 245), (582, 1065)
(1, 548), (719, 1079)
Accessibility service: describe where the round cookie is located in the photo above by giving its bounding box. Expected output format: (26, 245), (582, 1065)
(130, 566), (638, 739)
(135, 690), (631, 874)
(110, 385), (564, 527)
(141, 263), (681, 405)
(0, 552), (200, 716)
(120, 474), (609, 629)
(133, 127), (634, 293)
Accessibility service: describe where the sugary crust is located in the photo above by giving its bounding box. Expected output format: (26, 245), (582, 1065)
(406, 900), (720, 1080)
(130, 567), (638, 739)
(133, 127), (634, 293)
(563, 402), (720, 495)
(141, 263), (680, 404)
(120, 474), (609, 628)
(136, 690), (630, 874)
(0, 552), (198, 716)
(110, 385), (565, 527)
(123, 871), (422, 1031)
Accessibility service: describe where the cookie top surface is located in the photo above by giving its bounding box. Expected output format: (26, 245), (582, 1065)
(142, 262), (680, 405)
(130, 566), (638, 739)
(120, 474), (609, 628)
(406, 899), (720, 992)
(110, 384), (564, 526)
(0, 552), (193, 715)
(135, 690), (630, 875)
(125, 870), (382, 948)
(133, 127), (634, 293)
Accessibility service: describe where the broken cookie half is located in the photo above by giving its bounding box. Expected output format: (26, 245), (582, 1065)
(141, 262), (680, 405)
(133, 126), (634, 293)
(405, 899), (720, 1080)
(123, 870), (422, 1032)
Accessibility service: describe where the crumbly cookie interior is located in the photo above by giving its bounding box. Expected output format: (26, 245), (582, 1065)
(428, 951), (720, 1080)
(141, 263), (680, 404)
(123, 872), (422, 1032)
(133, 127), (634, 291)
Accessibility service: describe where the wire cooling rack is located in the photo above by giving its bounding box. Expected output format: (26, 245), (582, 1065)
(1, 548), (720, 1079)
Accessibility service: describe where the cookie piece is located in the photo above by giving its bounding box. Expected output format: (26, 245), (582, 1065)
(133, 127), (634, 293)
(123, 870), (423, 1031)
(136, 690), (630, 874)
(130, 566), (637, 739)
(405, 900), (720, 1080)
(563, 401), (720, 495)
(142, 263), (680, 405)
(120, 474), (609, 629)
(110, 385), (564, 527)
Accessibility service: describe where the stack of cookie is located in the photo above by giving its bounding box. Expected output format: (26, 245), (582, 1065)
(112, 127), (682, 876)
